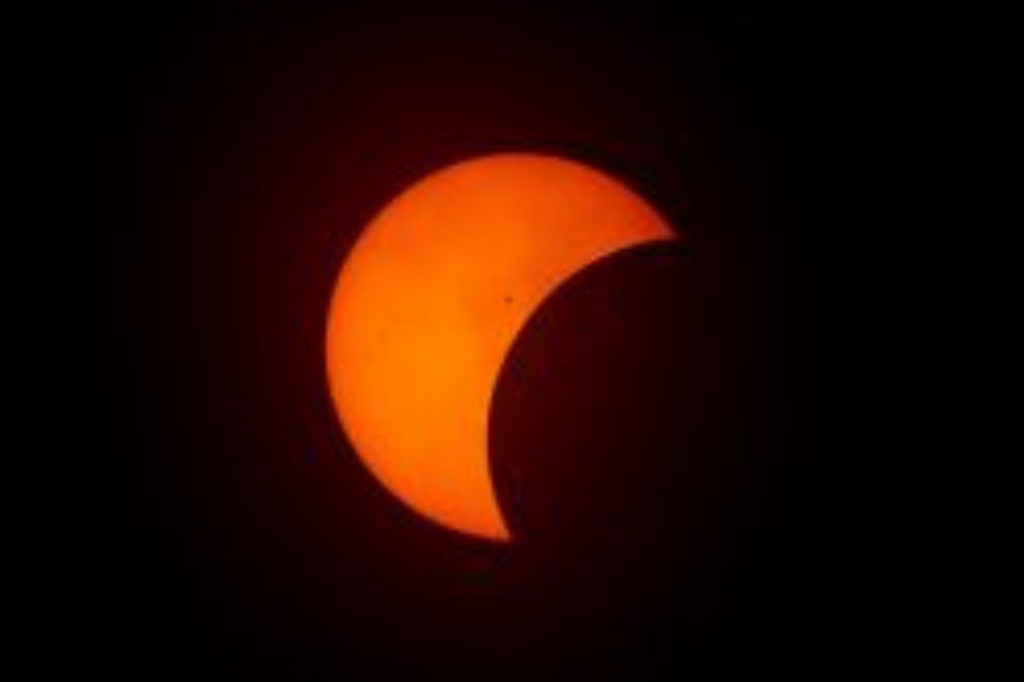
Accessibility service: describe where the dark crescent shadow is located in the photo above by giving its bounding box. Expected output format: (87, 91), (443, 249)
(486, 231), (820, 670)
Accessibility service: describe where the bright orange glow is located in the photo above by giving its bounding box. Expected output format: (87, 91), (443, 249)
(326, 153), (675, 540)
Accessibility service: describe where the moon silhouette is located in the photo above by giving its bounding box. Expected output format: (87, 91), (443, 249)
(325, 153), (676, 540)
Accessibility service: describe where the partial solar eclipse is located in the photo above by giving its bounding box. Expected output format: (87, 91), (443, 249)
(326, 153), (677, 540)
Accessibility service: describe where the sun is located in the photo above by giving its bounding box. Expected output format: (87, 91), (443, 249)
(326, 153), (676, 540)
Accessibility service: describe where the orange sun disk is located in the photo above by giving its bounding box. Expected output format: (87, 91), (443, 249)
(326, 153), (675, 541)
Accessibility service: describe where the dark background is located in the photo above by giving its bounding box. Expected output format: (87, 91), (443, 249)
(59, 1), (883, 678)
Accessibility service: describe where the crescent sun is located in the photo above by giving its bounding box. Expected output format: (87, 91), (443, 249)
(325, 153), (677, 541)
